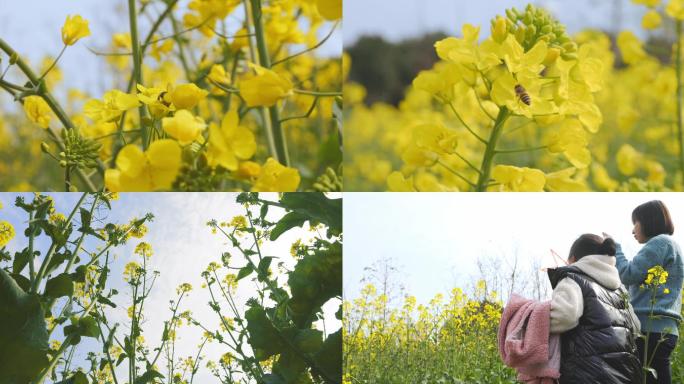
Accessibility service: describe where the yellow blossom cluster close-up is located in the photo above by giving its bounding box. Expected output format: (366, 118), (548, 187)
(0, 0), (342, 192)
(344, 2), (684, 192)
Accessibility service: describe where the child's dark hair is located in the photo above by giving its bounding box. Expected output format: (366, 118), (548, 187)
(632, 200), (674, 238)
(569, 234), (616, 261)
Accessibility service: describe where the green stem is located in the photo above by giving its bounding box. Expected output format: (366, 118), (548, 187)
(676, 20), (684, 189)
(494, 145), (547, 154)
(271, 21), (339, 66)
(33, 296), (99, 384)
(448, 101), (487, 145)
(293, 88), (342, 97)
(27, 211), (36, 283)
(0, 39), (102, 188)
(30, 192), (88, 294)
(128, 0), (150, 150)
(437, 160), (476, 188)
(38, 45), (67, 82)
(476, 107), (510, 192)
(249, 0), (290, 166)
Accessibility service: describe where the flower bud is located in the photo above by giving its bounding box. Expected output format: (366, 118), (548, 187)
(41, 142), (51, 154)
(491, 16), (508, 43)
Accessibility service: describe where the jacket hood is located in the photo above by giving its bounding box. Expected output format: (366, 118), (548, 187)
(572, 254), (621, 290)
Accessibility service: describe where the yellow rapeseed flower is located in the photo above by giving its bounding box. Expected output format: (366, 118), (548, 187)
(105, 139), (182, 191)
(167, 83), (208, 110)
(61, 15), (90, 46)
(206, 109), (256, 171)
(667, 0), (684, 19)
(239, 64), (293, 107)
(490, 165), (545, 191)
(23, 96), (52, 128)
(642, 10), (662, 29)
(162, 110), (206, 145)
(0, 221), (15, 246)
(84, 90), (139, 122)
(316, 0), (342, 20)
(251, 158), (300, 191)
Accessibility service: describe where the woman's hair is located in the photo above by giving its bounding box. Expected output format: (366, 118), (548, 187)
(569, 234), (617, 261)
(632, 200), (675, 238)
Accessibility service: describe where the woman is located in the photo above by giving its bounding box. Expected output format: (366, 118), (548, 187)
(610, 200), (683, 384)
(548, 234), (642, 384)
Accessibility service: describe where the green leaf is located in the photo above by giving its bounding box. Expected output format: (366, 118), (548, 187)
(270, 212), (308, 241)
(134, 369), (164, 384)
(0, 268), (49, 383)
(70, 265), (87, 283)
(237, 264), (254, 281)
(116, 353), (127, 366)
(96, 294), (117, 308)
(245, 306), (284, 360)
(55, 371), (89, 384)
(64, 316), (100, 340)
(313, 329), (341, 382)
(12, 247), (30, 275)
(44, 273), (74, 298)
(262, 374), (286, 384)
(282, 193), (341, 234)
(294, 329), (323, 353)
(10, 273), (30, 292)
(46, 250), (72, 275)
(260, 203), (269, 220)
(79, 207), (92, 232)
(258, 257), (274, 276)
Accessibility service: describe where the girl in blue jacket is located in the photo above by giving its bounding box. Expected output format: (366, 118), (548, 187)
(608, 200), (683, 384)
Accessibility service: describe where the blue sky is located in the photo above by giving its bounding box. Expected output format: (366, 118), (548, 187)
(344, 193), (684, 306)
(0, 192), (341, 383)
(0, 0), (341, 102)
(344, 0), (653, 45)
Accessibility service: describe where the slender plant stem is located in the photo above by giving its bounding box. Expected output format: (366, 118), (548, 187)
(249, 0), (290, 166)
(38, 45), (67, 82)
(27, 211), (36, 283)
(0, 39), (102, 188)
(437, 160), (476, 188)
(494, 145), (547, 154)
(128, 0), (150, 149)
(448, 101), (487, 145)
(30, 192), (88, 294)
(272, 21), (339, 66)
(293, 89), (342, 97)
(476, 107), (510, 191)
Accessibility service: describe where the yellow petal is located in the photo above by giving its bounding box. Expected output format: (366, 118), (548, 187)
(116, 145), (145, 177)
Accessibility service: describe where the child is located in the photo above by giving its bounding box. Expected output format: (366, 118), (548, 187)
(612, 200), (683, 384)
(548, 234), (642, 384)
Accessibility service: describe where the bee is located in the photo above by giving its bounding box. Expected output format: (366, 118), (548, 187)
(514, 84), (531, 106)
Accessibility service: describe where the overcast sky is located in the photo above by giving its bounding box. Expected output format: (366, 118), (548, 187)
(343, 193), (684, 307)
(344, 0), (653, 45)
(1, 192), (340, 383)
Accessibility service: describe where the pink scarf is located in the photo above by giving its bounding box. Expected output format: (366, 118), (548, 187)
(498, 294), (561, 384)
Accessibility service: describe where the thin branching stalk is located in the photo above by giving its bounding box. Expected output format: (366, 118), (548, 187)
(249, 0), (290, 166)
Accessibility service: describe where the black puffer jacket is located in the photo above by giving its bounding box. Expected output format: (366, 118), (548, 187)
(548, 266), (642, 384)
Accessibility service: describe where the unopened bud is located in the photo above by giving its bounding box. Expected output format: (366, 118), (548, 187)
(491, 16), (508, 43)
(9, 52), (19, 65)
(41, 142), (51, 154)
